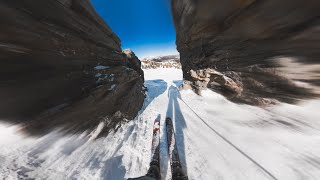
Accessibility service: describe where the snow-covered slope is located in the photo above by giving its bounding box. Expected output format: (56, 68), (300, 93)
(141, 55), (181, 69)
(1, 69), (320, 180)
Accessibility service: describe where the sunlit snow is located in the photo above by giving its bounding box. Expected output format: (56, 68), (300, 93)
(0, 68), (320, 180)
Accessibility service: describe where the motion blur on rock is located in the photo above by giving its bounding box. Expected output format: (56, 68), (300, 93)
(123, 49), (145, 80)
(171, 0), (320, 105)
(0, 0), (145, 136)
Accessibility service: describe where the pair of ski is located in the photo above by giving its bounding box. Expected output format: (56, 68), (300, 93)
(146, 117), (188, 180)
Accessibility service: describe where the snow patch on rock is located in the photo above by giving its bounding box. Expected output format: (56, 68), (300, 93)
(94, 65), (110, 70)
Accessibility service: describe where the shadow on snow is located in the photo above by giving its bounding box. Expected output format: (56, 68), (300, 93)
(163, 85), (188, 177)
(143, 79), (168, 110)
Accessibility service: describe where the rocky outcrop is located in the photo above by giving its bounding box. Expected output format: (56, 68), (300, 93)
(123, 49), (144, 80)
(171, 0), (320, 105)
(0, 0), (145, 136)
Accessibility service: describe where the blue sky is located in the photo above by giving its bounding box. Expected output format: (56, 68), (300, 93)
(90, 0), (178, 58)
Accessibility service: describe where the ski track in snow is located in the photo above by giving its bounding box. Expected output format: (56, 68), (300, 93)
(1, 68), (320, 180)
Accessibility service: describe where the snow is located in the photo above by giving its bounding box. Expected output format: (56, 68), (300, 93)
(94, 65), (110, 70)
(110, 74), (115, 81)
(96, 74), (114, 84)
(0, 68), (320, 179)
(95, 73), (102, 77)
(108, 84), (116, 91)
(88, 121), (105, 141)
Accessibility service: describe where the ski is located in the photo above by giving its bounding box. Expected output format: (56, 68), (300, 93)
(146, 117), (161, 180)
(166, 117), (188, 180)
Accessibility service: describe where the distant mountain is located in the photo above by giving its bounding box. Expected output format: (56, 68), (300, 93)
(141, 55), (181, 69)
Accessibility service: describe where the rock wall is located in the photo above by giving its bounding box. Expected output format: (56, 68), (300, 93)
(123, 49), (144, 80)
(171, 0), (320, 105)
(0, 0), (145, 136)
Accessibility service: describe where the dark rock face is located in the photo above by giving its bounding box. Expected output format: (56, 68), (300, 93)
(0, 0), (145, 135)
(123, 49), (144, 80)
(171, 0), (320, 105)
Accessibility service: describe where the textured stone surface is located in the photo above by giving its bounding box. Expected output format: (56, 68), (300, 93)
(171, 0), (320, 105)
(0, 0), (145, 135)
(123, 49), (144, 80)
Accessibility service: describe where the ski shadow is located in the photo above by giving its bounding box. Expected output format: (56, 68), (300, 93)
(143, 79), (168, 110)
(100, 155), (126, 180)
(163, 85), (188, 178)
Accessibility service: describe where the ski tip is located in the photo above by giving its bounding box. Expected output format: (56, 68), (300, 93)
(155, 115), (161, 123)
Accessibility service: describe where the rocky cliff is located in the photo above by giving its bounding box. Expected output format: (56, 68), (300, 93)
(123, 49), (144, 80)
(0, 0), (145, 136)
(171, 0), (320, 105)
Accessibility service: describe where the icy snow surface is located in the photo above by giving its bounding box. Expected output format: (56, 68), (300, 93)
(94, 65), (110, 70)
(1, 68), (320, 180)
